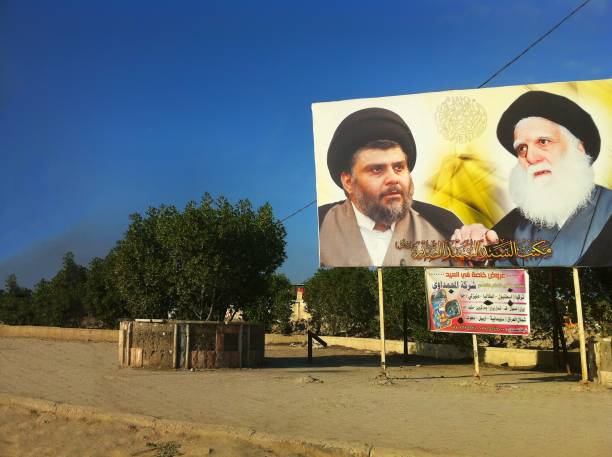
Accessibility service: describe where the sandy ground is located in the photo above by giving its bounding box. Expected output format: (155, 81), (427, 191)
(0, 404), (294, 457)
(0, 337), (610, 457)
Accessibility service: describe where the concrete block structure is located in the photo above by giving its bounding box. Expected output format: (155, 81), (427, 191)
(118, 320), (264, 369)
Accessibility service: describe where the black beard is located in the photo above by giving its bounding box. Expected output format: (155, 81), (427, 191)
(354, 184), (412, 226)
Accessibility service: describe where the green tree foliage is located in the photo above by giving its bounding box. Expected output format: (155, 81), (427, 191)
(366, 268), (469, 346)
(303, 266), (612, 345)
(304, 268), (377, 336)
(578, 267), (612, 336)
(31, 279), (52, 324)
(241, 273), (294, 333)
(114, 204), (177, 318)
(527, 267), (612, 338)
(374, 268), (429, 341)
(85, 251), (130, 328)
(0, 274), (34, 325)
(114, 194), (286, 321)
(32, 252), (88, 327)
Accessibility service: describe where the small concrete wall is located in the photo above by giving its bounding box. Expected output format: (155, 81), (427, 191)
(321, 336), (382, 352)
(410, 341), (472, 360)
(317, 336), (471, 360)
(481, 346), (581, 370)
(265, 334), (471, 360)
(265, 334), (306, 344)
(0, 324), (588, 372)
(0, 324), (118, 342)
(593, 337), (612, 387)
(303, 335), (582, 369)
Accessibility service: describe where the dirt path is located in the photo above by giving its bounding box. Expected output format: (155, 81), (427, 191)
(0, 404), (297, 457)
(0, 337), (610, 457)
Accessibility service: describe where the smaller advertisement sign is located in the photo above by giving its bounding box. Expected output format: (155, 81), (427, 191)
(425, 268), (529, 336)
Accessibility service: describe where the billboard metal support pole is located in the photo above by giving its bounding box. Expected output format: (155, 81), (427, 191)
(185, 323), (190, 370)
(172, 323), (178, 369)
(403, 302), (408, 364)
(472, 334), (480, 378)
(572, 268), (588, 382)
(377, 267), (386, 373)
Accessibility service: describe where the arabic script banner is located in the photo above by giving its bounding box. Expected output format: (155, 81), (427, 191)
(425, 268), (530, 336)
(313, 78), (612, 268)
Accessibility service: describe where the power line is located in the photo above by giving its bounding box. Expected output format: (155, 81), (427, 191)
(280, 199), (316, 222)
(281, 0), (592, 223)
(478, 0), (591, 88)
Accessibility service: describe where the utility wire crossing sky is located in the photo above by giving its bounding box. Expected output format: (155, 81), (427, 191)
(0, 0), (610, 287)
(281, 0), (595, 223)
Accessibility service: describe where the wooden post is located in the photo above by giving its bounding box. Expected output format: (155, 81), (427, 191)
(572, 268), (588, 382)
(118, 322), (125, 366)
(307, 331), (313, 362)
(377, 267), (387, 373)
(172, 323), (178, 369)
(126, 321), (133, 366)
(472, 334), (480, 378)
(238, 323), (243, 368)
(246, 325), (251, 367)
(403, 302), (408, 364)
(185, 323), (190, 370)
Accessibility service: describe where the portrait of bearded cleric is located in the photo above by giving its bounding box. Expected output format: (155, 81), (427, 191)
(490, 91), (611, 266)
(317, 108), (463, 267)
(313, 80), (612, 268)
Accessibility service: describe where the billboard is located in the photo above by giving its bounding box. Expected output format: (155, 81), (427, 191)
(425, 268), (529, 336)
(312, 79), (612, 268)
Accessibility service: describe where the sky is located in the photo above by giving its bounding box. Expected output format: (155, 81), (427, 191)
(1, 0), (611, 288)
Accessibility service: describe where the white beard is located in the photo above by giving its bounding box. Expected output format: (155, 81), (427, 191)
(508, 144), (595, 228)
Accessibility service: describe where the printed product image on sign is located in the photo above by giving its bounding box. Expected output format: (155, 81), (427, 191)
(312, 79), (612, 268)
(425, 268), (530, 336)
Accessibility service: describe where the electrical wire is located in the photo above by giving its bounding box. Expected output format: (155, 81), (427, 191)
(478, 0), (591, 88)
(281, 0), (592, 222)
(280, 200), (317, 222)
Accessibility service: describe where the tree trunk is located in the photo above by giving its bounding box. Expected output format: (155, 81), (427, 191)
(549, 271), (560, 369)
(551, 269), (571, 374)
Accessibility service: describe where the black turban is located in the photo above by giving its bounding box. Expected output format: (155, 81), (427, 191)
(327, 107), (417, 188)
(497, 91), (600, 161)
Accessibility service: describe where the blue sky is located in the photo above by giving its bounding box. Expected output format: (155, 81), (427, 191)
(1, 0), (611, 287)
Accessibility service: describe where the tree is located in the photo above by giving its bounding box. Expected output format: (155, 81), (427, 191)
(0, 274), (34, 325)
(241, 273), (294, 333)
(32, 252), (88, 327)
(114, 194), (286, 321)
(85, 251), (130, 328)
(377, 267), (475, 346)
(113, 205), (178, 319)
(373, 268), (428, 341)
(304, 268), (377, 336)
(578, 267), (612, 336)
(31, 279), (53, 325)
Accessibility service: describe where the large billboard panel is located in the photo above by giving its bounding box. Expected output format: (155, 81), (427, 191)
(425, 268), (530, 336)
(312, 79), (612, 268)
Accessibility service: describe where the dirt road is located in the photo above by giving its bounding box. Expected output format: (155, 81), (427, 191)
(0, 404), (296, 457)
(0, 337), (610, 456)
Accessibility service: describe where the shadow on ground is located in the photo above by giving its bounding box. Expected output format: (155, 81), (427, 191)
(262, 345), (580, 384)
(264, 347), (471, 369)
(495, 374), (581, 384)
